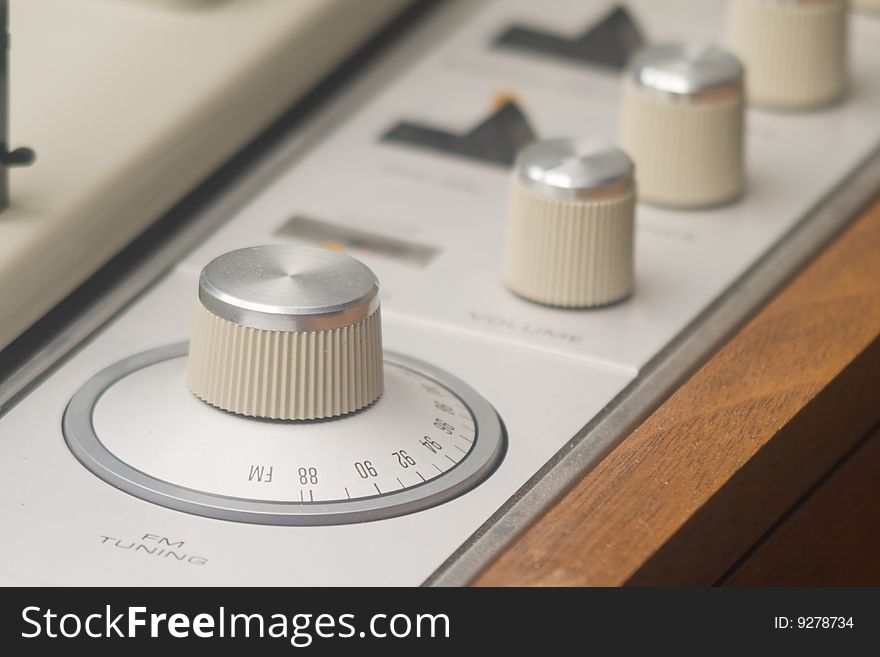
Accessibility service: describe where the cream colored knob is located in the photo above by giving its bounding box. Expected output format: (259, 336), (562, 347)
(186, 245), (383, 420)
(726, 0), (848, 109)
(502, 139), (636, 308)
(619, 43), (745, 209)
(853, 0), (880, 12)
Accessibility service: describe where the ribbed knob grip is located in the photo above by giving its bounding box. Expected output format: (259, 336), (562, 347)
(186, 246), (383, 420)
(853, 0), (880, 12)
(725, 0), (848, 109)
(619, 43), (745, 209)
(502, 139), (636, 308)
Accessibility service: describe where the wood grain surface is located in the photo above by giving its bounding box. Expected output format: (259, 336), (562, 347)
(474, 194), (880, 586)
(722, 423), (880, 586)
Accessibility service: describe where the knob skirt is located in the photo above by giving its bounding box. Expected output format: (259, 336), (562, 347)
(503, 178), (636, 307)
(502, 140), (636, 308)
(187, 302), (383, 420)
(619, 76), (745, 208)
(726, 0), (848, 109)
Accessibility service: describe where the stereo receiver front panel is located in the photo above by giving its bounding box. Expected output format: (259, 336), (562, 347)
(1, 0), (879, 585)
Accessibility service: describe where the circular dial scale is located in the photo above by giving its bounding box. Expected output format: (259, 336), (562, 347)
(64, 345), (504, 525)
(63, 246), (505, 525)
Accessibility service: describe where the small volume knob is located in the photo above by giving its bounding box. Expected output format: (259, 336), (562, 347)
(619, 43), (745, 209)
(726, 0), (848, 109)
(186, 245), (383, 420)
(502, 139), (636, 308)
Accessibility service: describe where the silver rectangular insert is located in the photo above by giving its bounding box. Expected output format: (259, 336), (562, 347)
(276, 215), (440, 267)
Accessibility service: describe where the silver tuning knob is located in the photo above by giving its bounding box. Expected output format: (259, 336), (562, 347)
(186, 245), (383, 420)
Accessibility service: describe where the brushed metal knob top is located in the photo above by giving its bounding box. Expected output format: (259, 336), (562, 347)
(198, 245), (380, 333)
(629, 43), (745, 103)
(515, 138), (634, 201)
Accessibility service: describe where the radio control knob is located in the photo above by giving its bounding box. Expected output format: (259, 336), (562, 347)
(186, 245), (383, 420)
(502, 139), (636, 308)
(619, 43), (745, 209)
(726, 0), (848, 109)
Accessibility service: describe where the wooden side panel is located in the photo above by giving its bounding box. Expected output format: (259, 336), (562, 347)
(722, 424), (880, 587)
